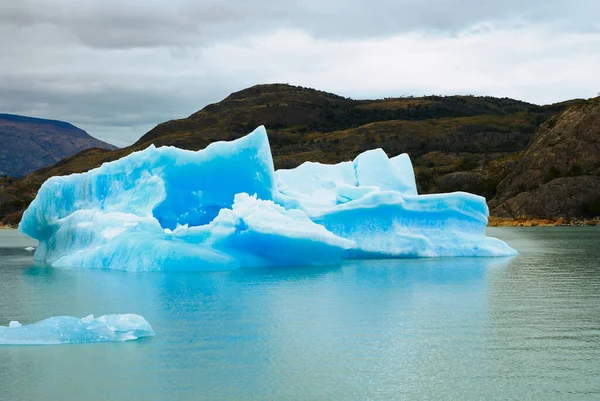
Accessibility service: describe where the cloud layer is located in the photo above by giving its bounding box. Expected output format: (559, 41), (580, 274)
(1, 0), (599, 146)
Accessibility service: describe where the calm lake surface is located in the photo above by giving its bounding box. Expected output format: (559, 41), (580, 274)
(0, 227), (599, 400)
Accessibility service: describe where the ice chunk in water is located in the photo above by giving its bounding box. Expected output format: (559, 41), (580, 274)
(0, 314), (154, 345)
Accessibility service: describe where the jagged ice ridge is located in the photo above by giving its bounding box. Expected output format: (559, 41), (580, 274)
(19, 126), (516, 271)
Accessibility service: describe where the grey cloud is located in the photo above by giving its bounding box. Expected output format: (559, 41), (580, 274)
(0, 73), (230, 146)
(0, 0), (598, 146)
(2, 0), (598, 49)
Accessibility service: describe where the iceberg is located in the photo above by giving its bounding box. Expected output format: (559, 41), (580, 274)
(19, 126), (516, 271)
(275, 148), (514, 257)
(0, 314), (154, 345)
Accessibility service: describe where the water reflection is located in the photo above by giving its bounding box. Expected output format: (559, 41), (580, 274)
(249, 257), (515, 399)
(0, 228), (599, 400)
(235, 264), (342, 281)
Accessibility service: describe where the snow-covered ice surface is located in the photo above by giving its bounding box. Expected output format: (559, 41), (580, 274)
(0, 314), (154, 345)
(19, 126), (516, 271)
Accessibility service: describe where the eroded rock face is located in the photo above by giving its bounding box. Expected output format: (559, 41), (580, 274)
(491, 99), (600, 218)
(497, 176), (600, 218)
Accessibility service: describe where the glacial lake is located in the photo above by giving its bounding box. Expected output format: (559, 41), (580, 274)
(0, 227), (599, 400)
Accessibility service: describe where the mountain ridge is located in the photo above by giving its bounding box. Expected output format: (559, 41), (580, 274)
(0, 84), (594, 226)
(0, 113), (117, 177)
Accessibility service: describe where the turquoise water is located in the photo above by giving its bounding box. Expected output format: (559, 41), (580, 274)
(0, 227), (599, 400)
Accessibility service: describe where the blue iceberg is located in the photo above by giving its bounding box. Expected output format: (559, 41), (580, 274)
(19, 126), (516, 271)
(0, 314), (154, 345)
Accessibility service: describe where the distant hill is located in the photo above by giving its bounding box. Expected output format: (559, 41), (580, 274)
(0, 114), (117, 177)
(490, 98), (600, 219)
(0, 84), (591, 226)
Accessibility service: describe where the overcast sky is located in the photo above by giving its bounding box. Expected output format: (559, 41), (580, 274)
(1, 0), (599, 146)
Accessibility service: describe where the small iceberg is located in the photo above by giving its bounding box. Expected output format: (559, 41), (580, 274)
(24, 246), (35, 252)
(0, 314), (154, 345)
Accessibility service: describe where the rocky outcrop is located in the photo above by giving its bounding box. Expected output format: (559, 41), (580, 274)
(491, 98), (600, 218)
(496, 176), (600, 218)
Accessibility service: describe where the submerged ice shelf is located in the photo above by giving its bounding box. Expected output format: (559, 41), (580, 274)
(19, 126), (516, 271)
(0, 314), (154, 345)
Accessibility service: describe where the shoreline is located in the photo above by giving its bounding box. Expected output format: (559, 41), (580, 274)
(488, 216), (600, 227)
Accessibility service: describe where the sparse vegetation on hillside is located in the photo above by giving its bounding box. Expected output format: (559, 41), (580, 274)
(491, 97), (600, 219)
(0, 84), (593, 226)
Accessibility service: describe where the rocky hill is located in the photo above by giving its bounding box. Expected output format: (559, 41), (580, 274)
(0, 114), (116, 177)
(490, 98), (600, 219)
(0, 84), (590, 226)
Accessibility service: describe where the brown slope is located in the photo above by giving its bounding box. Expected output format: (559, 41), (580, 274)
(0, 84), (583, 226)
(490, 98), (600, 218)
